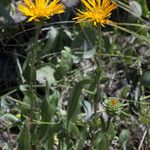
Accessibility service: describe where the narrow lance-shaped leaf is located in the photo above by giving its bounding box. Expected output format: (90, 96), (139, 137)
(18, 120), (31, 150)
(40, 81), (55, 148)
(41, 81), (55, 122)
(67, 79), (91, 124)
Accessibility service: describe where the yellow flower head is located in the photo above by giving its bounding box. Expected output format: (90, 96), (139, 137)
(18, 0), (65, 22)
(74, 0), (117, 26)
(110, 98), (118, 106)
(105, 97), (122, 116)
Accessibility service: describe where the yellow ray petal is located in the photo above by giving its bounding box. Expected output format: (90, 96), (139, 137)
(87, 0), (96, 7)
(81, 0), (93, 11)
(24, 0), (35, 7)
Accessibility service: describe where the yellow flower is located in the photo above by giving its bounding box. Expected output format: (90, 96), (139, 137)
(73, 0), (117, 26)
(18, 0), (65, 22)
(105, 97), (122, 116)
(110, 98), (118, 106)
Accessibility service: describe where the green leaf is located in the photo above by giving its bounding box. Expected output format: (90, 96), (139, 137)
(36, 65), (56, 85)
(18, 120), (31, 150)
(67, 79), (91, 123)
(42, 135), (54, 150)
(13, 50), (25, 84)
(43, 26), (59, 53)
(96, 133), (109, 150)
(76, 128), (87, 150)
(39, 26), (62, 57)
(100, 116), (106, 132)
(41, 121), (63, 150)
(83, 47), (96, 59)
(107, 123), (115, 140)
(20, 95), (31, 115)
(3, 113), (20, 123)
(129, 1), (142, 17)
(55, 47), (73, 80)
(120, 85), (131, 98)
(68, 122), (81, 138)
(19, 87), (38, 116)
(40, 82), (55, 141)
(82, 100), (92, 120)
(19, 85), (39, 116)
(119, 129), (130, 148)
(138, 0), (150, 17)
(48, 89), (60, 109)
(140, 71), (150, 87)
(103, 36), (111, 52)
(41, 83), (55, 122)
(23, 63), (32, 82)
(22, 52), (36, 82)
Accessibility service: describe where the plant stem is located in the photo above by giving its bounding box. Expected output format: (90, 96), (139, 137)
(94, 26), (103, 115)
(96, 25), (103, 61)
(106, 116), (112, 132)
(30, 25), (40, 123)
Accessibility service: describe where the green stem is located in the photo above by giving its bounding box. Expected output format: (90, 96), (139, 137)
(30, 26), (40, 123)
(106, 116), (112, 132)
(96, 25), (103, 60)
(94, 26), (103, 115)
